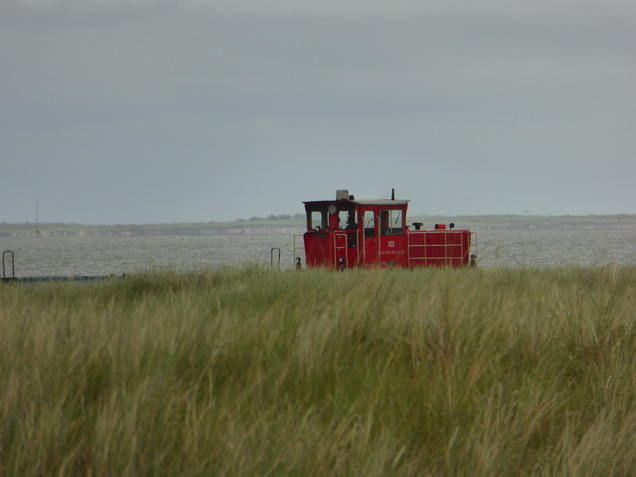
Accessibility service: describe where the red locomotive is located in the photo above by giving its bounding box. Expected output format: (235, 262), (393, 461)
(297, 190), (476, 269)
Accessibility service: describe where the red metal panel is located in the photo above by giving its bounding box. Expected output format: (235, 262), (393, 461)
(303, 232), (333, 268)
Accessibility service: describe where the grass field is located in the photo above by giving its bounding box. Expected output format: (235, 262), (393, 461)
(1, 265), (635, 475)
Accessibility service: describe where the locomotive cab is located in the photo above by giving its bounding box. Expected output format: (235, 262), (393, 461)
(301, 190), (475, 269)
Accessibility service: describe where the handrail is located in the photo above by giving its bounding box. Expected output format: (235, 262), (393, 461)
(2, 250), (15, 280)
(407, 231), (477, 267)
(333, 232), (348, 269)
(270, 248), (281, 270)
(293, 235), (305, 269)
(470, 232), (478, 266)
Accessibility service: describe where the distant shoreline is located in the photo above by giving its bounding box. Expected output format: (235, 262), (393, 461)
(0, 224), (306, 238)
(1, 215), (635, 237)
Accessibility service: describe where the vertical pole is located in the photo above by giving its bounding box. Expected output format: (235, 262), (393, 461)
(35, 198), (40, 238)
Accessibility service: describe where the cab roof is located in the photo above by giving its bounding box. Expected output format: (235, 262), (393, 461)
(304, 200), (409, 207)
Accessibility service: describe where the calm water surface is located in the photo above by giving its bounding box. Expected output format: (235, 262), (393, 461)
(2, 229), (635, 278)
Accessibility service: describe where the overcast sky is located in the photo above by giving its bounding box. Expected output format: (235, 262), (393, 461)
(2, 0), (635, 224)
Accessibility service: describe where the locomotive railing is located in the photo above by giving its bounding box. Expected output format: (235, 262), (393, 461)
(407, 231), (478, 267)
(470, 232), (478, 266)
(333, 233), (348, 269)
(293, 235), (304, 268)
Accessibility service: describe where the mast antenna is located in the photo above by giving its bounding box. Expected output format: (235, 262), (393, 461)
(35, 198), (40, 238)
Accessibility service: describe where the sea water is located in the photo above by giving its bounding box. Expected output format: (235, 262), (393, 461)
(1, 229), (635, 278)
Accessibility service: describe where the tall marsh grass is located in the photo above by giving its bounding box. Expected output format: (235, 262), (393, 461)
(1, 265), (636, 476)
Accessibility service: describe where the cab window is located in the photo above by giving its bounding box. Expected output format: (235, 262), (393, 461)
(308, 207), (327, 230)
(363, 210), (375, 238)
(338, 207), (356, 230)
(380, 209), (404, 236)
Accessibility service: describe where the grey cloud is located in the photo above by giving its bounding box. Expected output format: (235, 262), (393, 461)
(1, 1), (634, 223)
